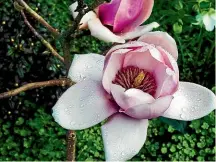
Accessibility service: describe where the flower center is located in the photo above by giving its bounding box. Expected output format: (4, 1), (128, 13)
(113, 66), (157, 96)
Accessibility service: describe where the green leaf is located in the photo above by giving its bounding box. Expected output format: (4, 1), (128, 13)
(173, 22), (183, 34)
(15, 117), (24, 126)
(159, 117), (187, 133)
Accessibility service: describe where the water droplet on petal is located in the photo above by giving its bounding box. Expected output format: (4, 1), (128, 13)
(70, 121), (76, 126)
(180, 114), (185, 119)
(182, 108), (186, 112)
(119, 108), (125, 113)
(196, 98), (201, 101)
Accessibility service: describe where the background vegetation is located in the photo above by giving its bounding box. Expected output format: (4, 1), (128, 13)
(0, 0), (215, 161)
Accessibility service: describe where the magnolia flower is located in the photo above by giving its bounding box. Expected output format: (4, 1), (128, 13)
(52, 32), (216, 161)
(69, 0), (159, 43)
(203, 9), (216, 31)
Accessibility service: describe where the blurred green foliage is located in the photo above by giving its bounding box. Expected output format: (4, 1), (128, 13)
(0, 106), (215, 161)
(0, 0), (215, 161)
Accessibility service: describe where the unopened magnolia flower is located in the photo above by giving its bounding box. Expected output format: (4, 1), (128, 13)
(52, 32), (216, 161)
(203, 9), (216, 31)
(70, 0), (159, 43)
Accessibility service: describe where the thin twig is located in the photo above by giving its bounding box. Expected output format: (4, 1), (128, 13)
(16, 0), (60, 37)
(63, 41), (72, 73)
(21, 10), (64, 62)
(66, 130), (76, 161)
(0, 78), (74, 99)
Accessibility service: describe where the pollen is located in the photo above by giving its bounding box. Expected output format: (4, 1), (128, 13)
(133, 71), (145, 87)
(113, 66), (157, 96)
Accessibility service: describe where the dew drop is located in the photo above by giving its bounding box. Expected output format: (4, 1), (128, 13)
(196, 98), (201, 101)
(79, 74), (86, 80)
(79, 98), (84, 101)
(180, 114), (185, 119)
(86, 65), (92, 69)
(182, 108), (186, 112)
(70, 121), (76, 126)
(119, 108), (125, 113)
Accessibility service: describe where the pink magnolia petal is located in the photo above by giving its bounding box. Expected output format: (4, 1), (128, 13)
(125, 88), (155, 104)
(138, 31), (178, 60)
(153, 48), (179, 98)
(114, 0), (154, 33)
(162, 82), (216, 121)
(101, 114), (148, 161)
(157, 46), (179, 75)
(105, 41), (146, 58)
(68, 54), (105, 82)
(110, 84), (126, 108)
(154, 64), (178, 98)
(98, 0), (122, 26)
(123, 45), (164, 73)
(119, 22), (160, 40)
(110, 84), (154, 110)
(125, 95), (173, 119)
(88, 18), (125, 43)
(52, 80), (117, 130)
(102, 48), (134, 93)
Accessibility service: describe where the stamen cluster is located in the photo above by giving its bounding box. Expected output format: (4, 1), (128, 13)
(113, 66), (157, 96)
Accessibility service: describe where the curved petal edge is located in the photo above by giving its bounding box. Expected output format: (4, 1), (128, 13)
(162, 82), (216, 121)
(52, 80), (117, 130)
(101, 114), (148, 161)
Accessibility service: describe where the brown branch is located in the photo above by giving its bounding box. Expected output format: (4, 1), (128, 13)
(16, 0), (60, 37)
(66, 130), (76, 161)
(21, 11), (64, 62)
(0, 78), (74, 99)
(63, 41), (72, 73)
(61, 0), (90, 72)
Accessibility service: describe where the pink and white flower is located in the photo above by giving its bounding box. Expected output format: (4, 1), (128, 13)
(52, 31), (216, 161)
(70, 0), (159, 43)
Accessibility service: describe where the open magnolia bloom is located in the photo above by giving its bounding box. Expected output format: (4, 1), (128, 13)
(69, 0), (159, 43)
(52, 31), (216, 161)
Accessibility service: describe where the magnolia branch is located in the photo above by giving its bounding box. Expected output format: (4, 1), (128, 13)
(16, 0), (60, 37)
(66, 130), (76, 161)
(21, 11), (64, 62)
(0, 78), (74, 99)
(61, 0), (91, 72)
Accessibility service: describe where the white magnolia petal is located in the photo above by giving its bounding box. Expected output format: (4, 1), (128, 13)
(69, 2), (78, 19)
(88, 18), (125, 43)
(101, 114), (148, 161)
(52, 80), (117, 130)
(120, 22), (160, 40)
(162, 82), (216, 121)
(79, 11), (97, 29)
(203, 14), (215, 31)
(68, 54), (105, 82)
